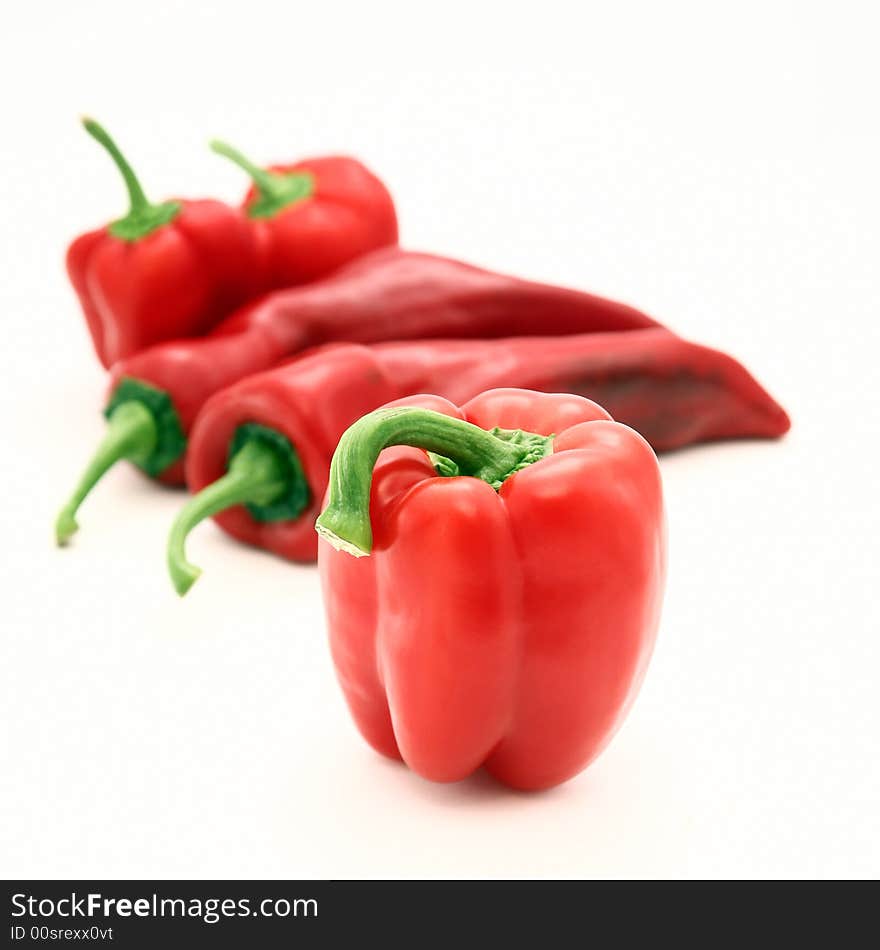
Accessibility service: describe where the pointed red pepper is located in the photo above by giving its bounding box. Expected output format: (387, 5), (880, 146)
(163, 330), (787, 590)
(314, 390), (667, 790)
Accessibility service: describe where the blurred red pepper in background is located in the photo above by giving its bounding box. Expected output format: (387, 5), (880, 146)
(211, 140), (398, 289)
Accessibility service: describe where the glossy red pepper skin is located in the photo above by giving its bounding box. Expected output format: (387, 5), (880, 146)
(317, 389), (667, 790)
(68, 201), (260, 367)
(110, 246), (663, 480)
(185, 329), (788, 562)
(242, 157), (398, 289)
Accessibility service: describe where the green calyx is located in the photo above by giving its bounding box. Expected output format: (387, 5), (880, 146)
(55, 378), (186, 546)
(210, 139), (314, 219)
(166, 424), (310, 596)
(427, 427), (554, 487)
(105, 378), (187, 477)
(227, 424), (311, 522)
(315, 407), (553, 558)
(82, 118), (180, 241)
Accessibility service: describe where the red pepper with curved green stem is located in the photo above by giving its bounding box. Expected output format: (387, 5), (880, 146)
(55, 248), (665, 544)
(210, 141), (398, 289)
(165, 329), (787, 592)
(67, 118), (261, 367)
(314, 391), (666, 790)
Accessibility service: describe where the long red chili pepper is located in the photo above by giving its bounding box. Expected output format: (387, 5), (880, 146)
(54, 248), (664, 544)
(165, 330), (788, 592)
(67, 121), (397, 367)
(315, 391), (666, 789)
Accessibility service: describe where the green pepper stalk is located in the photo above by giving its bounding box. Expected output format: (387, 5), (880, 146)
(55, 379), (186, 546)
(55, 402), (157, 545)
(83, 118), (180, 241)
(316, 407), (553, 557)
(167, 425), (310, 596)
(210, 140), (314, 219)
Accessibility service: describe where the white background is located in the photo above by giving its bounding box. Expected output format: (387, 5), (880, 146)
(2, 0), (878, 879)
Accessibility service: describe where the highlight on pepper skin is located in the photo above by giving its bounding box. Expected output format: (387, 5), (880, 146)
(315, 389), (667, 791)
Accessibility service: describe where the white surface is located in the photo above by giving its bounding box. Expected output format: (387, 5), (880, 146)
(2, 1), (878, 879)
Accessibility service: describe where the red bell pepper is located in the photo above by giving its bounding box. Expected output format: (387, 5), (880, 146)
(55, 248), (664, 544)
(314, 390), (667, 790)
(210, 141), (398, 289)
(67, 119), (261, 367)
(164, 329), (787, 592)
